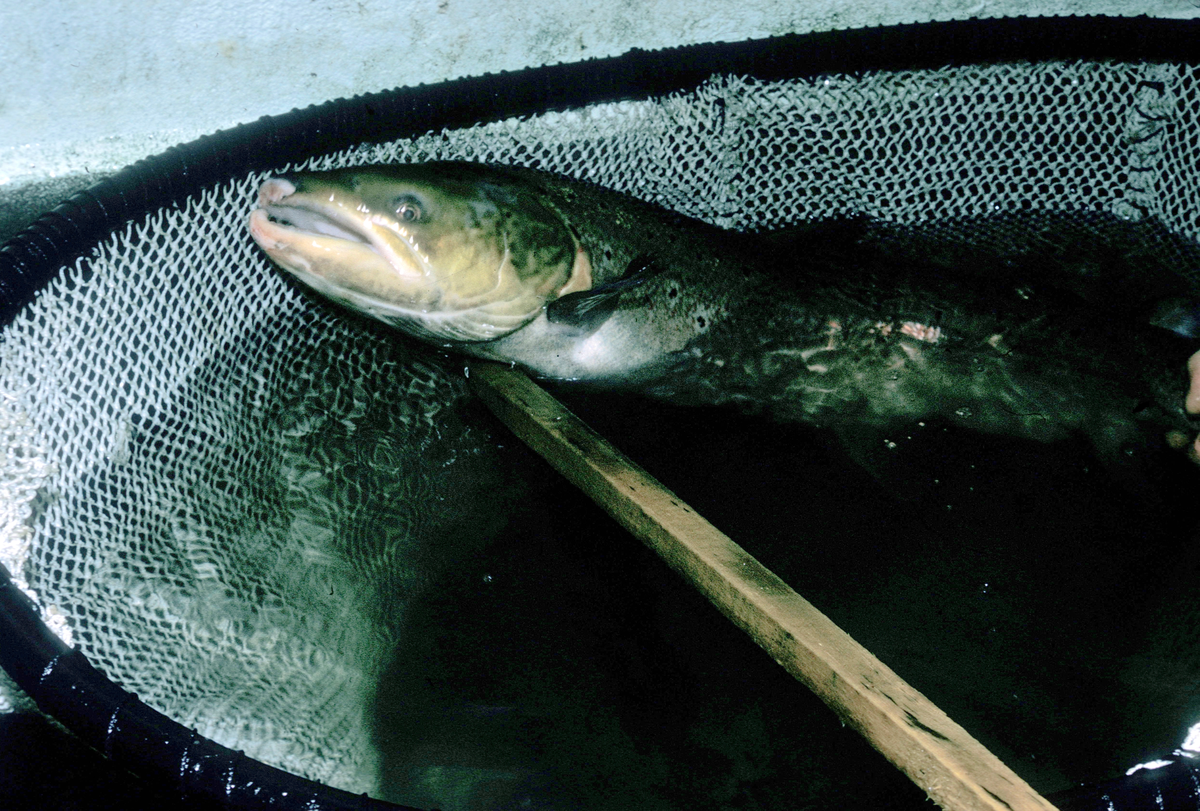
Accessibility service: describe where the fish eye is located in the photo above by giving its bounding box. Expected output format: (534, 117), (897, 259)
(390, 194), (423, 223)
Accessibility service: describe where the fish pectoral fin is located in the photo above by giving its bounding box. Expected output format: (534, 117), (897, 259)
(545, 253), (660, 333)
(545, 287), (624, 333)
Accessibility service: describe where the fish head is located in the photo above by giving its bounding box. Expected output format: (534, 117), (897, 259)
(248, 163), (592, 342)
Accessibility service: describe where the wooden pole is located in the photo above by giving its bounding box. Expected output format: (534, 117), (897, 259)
(467, 361), (1058, 811)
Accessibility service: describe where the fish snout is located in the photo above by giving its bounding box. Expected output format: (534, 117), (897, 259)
(256, 177), (297, 208)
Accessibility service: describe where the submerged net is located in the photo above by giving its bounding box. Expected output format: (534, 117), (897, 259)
(2, 53), (1199, 803)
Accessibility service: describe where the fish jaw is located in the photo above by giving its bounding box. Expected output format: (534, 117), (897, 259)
(248, 177), (442, 318)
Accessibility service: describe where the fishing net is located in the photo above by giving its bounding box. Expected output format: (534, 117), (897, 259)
(1, 19), (1199, 809)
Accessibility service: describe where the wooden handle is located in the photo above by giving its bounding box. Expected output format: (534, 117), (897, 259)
(468, 361), (1057, 811)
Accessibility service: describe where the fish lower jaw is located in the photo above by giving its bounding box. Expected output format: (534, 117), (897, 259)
(248, 208), (289, 251)
(362, 225), (430, 283)
(383, 307), (539, 343)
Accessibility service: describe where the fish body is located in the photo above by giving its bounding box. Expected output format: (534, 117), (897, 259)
(249, 162), (1198, 459)
(249, 163), (744, 383)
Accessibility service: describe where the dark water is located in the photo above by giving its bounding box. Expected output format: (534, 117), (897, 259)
(372, 387), (1200, 810)
(7, 353), (1196, 811)
(373, 406), (923, 810)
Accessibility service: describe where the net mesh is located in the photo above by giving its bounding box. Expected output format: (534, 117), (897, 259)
(1, 58), (1199, 797)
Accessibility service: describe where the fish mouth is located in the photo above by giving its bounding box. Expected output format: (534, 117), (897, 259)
(248, 177), (430, 295)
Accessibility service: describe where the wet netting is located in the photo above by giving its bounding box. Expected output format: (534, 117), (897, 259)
(2, 16), (1200, 811)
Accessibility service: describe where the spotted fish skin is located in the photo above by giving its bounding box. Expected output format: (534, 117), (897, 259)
(492, 167), (1198, 456)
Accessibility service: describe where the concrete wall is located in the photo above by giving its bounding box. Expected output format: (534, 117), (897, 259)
(1, 1), (1196, 240)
